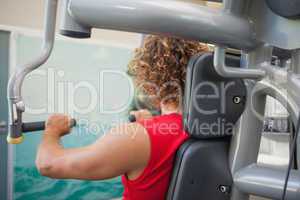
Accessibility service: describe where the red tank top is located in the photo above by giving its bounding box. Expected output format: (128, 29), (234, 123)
(122, 113), (189, 200)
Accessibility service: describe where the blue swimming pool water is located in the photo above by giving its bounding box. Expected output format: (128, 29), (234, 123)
(14, 123), (127, 200)
(14, 166), (123, 200)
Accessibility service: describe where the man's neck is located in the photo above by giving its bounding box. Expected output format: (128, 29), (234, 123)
(161, 103), (181, 115)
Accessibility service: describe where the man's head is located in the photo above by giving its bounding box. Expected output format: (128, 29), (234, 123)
(128, 35), (208, 111)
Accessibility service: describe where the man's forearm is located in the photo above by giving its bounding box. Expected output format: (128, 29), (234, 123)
(36, 129), (64, 176)
(36, 129), (90, 178)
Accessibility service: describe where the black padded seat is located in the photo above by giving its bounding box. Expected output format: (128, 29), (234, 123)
(167, 53), (247, 200)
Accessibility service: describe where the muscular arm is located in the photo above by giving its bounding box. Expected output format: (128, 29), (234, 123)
(36, 115), (150, 180)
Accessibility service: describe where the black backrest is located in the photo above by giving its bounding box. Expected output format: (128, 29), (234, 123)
(183, 53), (247, 139)
(167, 53), (247, 200)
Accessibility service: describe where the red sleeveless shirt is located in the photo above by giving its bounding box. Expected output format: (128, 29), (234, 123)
(122, 113), (189, 200)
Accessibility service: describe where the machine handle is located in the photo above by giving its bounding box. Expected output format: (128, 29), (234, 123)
(22, 119), (77, 133)
(213, 46), (266, 79)
(128, 115), (137, 122)
(128, 110), (161, 122)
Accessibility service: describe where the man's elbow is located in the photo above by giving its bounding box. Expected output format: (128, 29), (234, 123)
(36, 160), (52, 176)
(35, 159), (62, 178)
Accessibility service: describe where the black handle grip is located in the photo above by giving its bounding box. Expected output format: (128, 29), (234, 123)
(128, 115), (137, 122)
(22, 119), (77, 133)
(128, 110), (161, 122)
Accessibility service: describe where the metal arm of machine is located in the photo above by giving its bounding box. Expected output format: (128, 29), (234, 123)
(235, 164), (300, 200)
(6, 0), (58, 144)
(59, 0), (260, 51)
(213, 46), (266, 79)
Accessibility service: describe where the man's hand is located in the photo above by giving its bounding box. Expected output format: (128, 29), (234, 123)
(45, 114), (71, 137)
(130, 109), (152, 121)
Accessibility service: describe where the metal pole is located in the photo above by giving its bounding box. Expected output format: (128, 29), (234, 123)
(291, 49), (300, 74)
(0, 30), (10, 200)
(229, 81), (266, 200)
(7, 0), (57, 101)
(291, 49), (300, 167)
(6, 0), (58, 144)
(229, 45), (273, 200)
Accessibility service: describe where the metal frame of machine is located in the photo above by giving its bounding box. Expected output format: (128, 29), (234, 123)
(6, 0), (300, 199)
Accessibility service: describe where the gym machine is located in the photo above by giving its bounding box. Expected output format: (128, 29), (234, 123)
(7, 0), (300, 199)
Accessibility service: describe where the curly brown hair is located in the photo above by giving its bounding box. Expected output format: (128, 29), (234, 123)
(128, 35), (209, 110)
